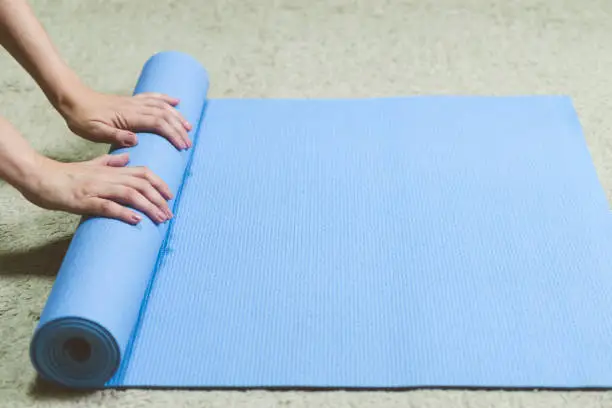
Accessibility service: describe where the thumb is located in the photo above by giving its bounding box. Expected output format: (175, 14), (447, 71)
(92, 122), (138, 147)
(88, 153), (130, 167)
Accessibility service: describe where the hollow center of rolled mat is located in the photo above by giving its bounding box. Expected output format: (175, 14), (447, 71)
(63, 337), (91, 363)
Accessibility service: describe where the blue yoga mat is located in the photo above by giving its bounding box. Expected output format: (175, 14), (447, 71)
(30, 51), (612, 389)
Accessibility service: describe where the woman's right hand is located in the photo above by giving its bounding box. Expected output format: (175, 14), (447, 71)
(20, 153), (174, 225)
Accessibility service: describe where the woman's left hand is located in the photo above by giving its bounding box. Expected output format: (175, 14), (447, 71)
(59, 87), (193, 150)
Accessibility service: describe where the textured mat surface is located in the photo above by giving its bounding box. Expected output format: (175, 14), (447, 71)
(30, 52), (612, 389)
(3, 0), (612, 406)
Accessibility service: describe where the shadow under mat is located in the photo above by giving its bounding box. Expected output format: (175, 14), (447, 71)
(0, 238), (70, 277)
(28, 377), (97, 401)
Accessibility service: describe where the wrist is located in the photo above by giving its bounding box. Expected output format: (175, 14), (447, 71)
(3, 150), (46, 194)
(0, 120), (46, 193)
(46, 72), (90, 118)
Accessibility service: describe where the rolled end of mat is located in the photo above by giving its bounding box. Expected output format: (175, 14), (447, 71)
(29, 50), (209, 388)
(30, 317), (120, 388)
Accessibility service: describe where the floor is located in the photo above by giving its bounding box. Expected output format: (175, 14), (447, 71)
(1, 0), (612, 406)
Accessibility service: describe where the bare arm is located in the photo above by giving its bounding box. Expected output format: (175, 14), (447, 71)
(0, 0), (191, 149)
(0, 0), (83, 111)
(0, 0), (187, 224)
(0, 116), (39, 189)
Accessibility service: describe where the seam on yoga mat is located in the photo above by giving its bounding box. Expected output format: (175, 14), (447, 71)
(110, 101), (210, 385)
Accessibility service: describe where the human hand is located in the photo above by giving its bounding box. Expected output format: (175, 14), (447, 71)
(58, 86), (193, 150)
(20, 153), (174, 225)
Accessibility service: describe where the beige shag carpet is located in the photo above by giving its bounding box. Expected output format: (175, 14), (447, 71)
(1, 0), (612, 406)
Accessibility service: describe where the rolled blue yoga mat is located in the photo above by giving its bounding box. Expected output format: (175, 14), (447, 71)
(31, 51), (612, 389)
(30, 51), (209, 388)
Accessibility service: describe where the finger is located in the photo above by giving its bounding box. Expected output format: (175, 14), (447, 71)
(155, 106), (192, 148)
(88, 153), (130, 167)
(124, 166), (173, 200)
(121, 176), (172, 218)
(135, 92), (179, 106)
(92, 122), (138, 147)
(102, 185), (169, 224)
(136, 103), (191, 148)
(140, 97), (192, 131)
(115, 130), (138, 147)
(87, 198), (142, 225)
(129, 112), (186, 150)
(105, 153), (130, 167)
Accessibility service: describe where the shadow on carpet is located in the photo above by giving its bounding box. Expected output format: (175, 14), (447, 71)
(28, 377), (97, 401)
(0, 238), (70, 277)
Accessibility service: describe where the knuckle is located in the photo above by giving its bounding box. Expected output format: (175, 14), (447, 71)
(151, 192), (165, 204)
(75, 187), (88, 200)
(125, 188), (139, 202)
(164, 111), (175, 122)
(134, 166), (146, 176)
(139, 167), (154, 181)
(140, 182), (155, 197)
(100, 201), (114, 213)
(143, 204), (157, 216)
(154, 117), (165, 128)
(136, 178), (150, 189)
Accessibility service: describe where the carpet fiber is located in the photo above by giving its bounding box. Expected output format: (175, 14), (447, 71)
(2, 0), (612, 406)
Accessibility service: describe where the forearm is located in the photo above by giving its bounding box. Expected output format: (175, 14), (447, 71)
(0, 0), (84, 113)
(0, 116), (41, 192)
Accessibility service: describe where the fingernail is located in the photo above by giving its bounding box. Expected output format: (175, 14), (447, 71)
(132, 214), (142, 223)
(158, 210), (167, 222)
(166, 209), (174, 219)
(123, 133), (137, 147)
(185, 122), (192, 130)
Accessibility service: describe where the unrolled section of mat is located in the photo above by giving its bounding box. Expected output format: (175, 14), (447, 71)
(30, 51), (209, 388)
(117, 96), (612, 388)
